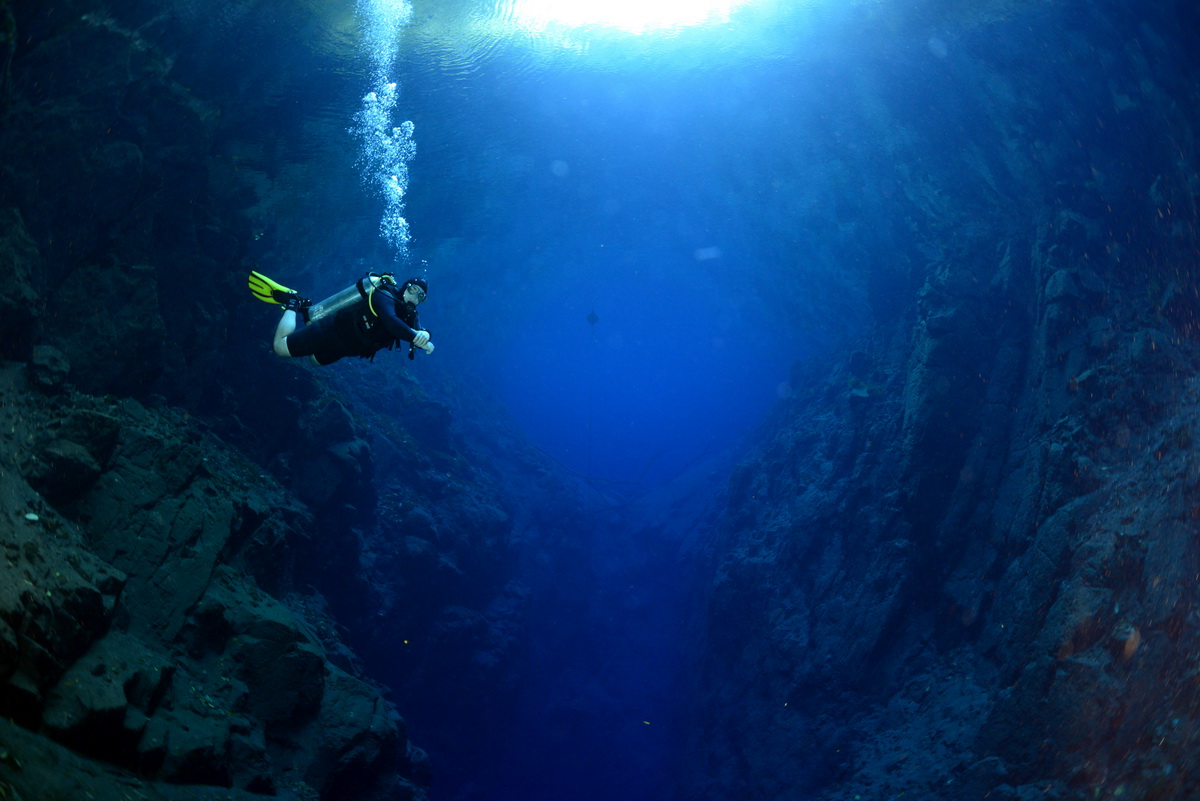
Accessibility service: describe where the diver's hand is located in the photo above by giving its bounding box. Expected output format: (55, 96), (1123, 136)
(412, 330), (434, 354)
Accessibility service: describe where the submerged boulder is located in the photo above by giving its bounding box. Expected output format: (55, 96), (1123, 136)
(27, 343), (70, 394)
(22, 408), (121, 502)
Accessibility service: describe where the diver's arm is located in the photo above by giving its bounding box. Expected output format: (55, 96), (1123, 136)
(377, 293), (434, 352)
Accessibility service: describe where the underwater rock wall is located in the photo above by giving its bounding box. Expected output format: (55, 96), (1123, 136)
(0, 2), (519, 799)
(683, 3), (1200, 800)
(0, 362), (428, 800)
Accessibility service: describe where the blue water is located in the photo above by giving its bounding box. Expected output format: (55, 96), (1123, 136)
(396, 2), (866, 487)
(217, 0), (913, 493)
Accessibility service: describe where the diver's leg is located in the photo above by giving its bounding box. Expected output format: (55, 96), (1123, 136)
(273, 310), (297, 357)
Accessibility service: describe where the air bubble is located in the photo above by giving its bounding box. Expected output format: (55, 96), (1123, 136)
(352, 0), (417, 258)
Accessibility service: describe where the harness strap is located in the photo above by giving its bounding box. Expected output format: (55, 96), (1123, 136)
(355, 272), (420, 361)
(365, 273), (398, 318)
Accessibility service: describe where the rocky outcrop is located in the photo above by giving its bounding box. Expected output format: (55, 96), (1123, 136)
(0, 362), (428, 801)
(685, 249), (1200, 800)
(0, 4), (537, 797)
(681, 3), (1200, 800)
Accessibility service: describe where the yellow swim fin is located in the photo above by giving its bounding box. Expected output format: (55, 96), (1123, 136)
(248, 270), (297, 304)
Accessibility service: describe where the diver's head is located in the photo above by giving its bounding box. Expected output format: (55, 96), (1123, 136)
(402, 278), (428, 305)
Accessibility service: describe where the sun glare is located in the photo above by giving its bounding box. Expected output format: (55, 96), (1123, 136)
(503, 0), (755, 35)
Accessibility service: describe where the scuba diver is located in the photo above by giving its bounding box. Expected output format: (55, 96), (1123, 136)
(248, 270), (434, 366)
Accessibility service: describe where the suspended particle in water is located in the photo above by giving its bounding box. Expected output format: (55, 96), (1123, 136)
(1122, 626), (1141, 660)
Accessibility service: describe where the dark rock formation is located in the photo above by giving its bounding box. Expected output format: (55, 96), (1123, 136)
(0, 363), (427, 800)
(0, 11), (453, 797)
(0, 4), (560, 798)
(680, 3), (1200, 800)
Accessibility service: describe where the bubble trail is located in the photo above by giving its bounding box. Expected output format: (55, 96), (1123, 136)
(352, 0), (416, 260)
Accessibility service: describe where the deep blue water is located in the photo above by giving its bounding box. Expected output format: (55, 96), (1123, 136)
(400, 14), (831, 488)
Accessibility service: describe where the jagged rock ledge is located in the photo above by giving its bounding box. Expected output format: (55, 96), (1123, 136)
(0, 362), (429, 801)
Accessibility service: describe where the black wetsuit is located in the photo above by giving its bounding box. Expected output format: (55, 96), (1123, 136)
(286, 286), (422, 366)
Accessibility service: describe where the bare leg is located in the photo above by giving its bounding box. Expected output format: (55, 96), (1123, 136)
(273, 310), (297, 357)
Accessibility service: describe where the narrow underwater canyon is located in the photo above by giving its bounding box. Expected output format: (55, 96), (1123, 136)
(2, 1), (1200, 801)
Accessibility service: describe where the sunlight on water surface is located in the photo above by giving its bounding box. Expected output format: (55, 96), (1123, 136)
(401, 0), (829, 85)
(500, 0), (761, 35)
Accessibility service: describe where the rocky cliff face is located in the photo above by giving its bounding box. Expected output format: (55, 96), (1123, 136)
(0, 2), (535, 799)
(0, 361), (428, 800)
(683, 3), (1200, 799)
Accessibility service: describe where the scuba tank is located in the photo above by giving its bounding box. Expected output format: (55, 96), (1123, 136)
(308, 272), (393, 323)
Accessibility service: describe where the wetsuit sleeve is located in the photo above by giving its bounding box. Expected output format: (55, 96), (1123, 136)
(374, 291), (421, 343)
